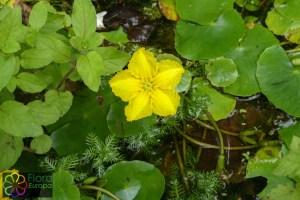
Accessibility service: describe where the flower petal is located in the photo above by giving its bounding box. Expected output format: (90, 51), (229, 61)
(128, 48), (157, 81)
(125, 92), (152, 121)
(151, 88), (180, 116)
(109, 70), (141, 101)
(153, 60), (184, 89)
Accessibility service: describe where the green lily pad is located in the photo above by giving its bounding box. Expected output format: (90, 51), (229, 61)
(224, 25), (279, 96)
(205, 58), (238, 87)
(176, 70), (192, 92)
(175, 0), (234, 25)
(49, 87), (117, 155)
(191, 78), (236, 120)
(279, 122), (300, 148)
(175, 9), (246, 60)
(257, 45), (300, 117)
(30, 134), (52, 154)
(106, 101), (157, 137)
(274, 0), (300, 19)
(102, 160), (165, 200)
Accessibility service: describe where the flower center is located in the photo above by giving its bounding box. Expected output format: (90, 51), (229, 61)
(142, 81), (153, 92)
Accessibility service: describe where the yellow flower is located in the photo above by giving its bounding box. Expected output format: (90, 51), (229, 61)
(109, 48), (184, 121)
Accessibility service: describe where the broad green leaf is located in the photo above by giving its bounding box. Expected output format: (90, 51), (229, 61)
(106, 101), (156, 137)
(263, 183), (300, 200)
(158, 0), (178, 21)
(49, 87), (116, 155)
(274, 0), (300, 19)
(0, 7), (22, 48)
(101, 27), (128, 44)
(176, 70), (192, 93)
(205, 58), (238, 87)
(176, 0), (234, 25)
(1, 39), (20, 53)
(41, 170), (80, 200)
(45, 90), (73, 117)
(16, 72), (46, 93)
(266, 10), (292, 35)
(0, 55), (15, 92)
(30, 134), (52, 154)
(0, 100), (43, 137)
(0, 88), (14, 104)
(34, 70), (54, 87)
(28, 1), (48, 31)
(192, 78), (236, 120)
(6, 76), (16, 92)
(27, 100), (61, 126)
(102, 161), (165, 200)
(71, 0), (96, 38)
(95, 47), (130, 75)
(224, 25), (279, 96)
(70, 32), (104, 51)
(77, 51), (103, 92)
(35, 35), (71, 63)
(279, 123), (300, 148)
(274, 136), (300, 180)
(257, 45), (300, 117)
(175, 9), (246, 59)
(0, 130), (23, 171)
(21, 48), (53, 69)
(40, 12), (66, 33)
(235, 0), (261, 11)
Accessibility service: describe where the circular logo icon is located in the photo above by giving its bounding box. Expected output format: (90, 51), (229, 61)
(3, 172), (28, 198)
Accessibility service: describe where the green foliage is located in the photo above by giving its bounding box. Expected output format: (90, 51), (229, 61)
(30, 134), (52, 154)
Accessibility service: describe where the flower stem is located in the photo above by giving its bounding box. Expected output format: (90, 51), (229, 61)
(173, 135), (190, 194)
(194, 119), (239, 137)
(78, 185), (121, 200)
(56, 61), (76, 91)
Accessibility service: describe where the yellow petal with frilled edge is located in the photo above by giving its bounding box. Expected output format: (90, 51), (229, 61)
(152, 60), (184, 89)
(125, 92), (152, 121)
(109, 70), (141, 102)
(151, 88), (180, 116)
(128, 48), (157, 81)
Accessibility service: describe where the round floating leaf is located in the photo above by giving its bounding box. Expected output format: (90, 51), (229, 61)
(205, 58), (238, 87)
(176, 0), (234, 25)
(49, 87), (117, 155)
(106, 101), (156, 137)
(176, 70), (192, 92)
(224, 25), (279, 96)
(175, 9), (246, 60)
(279, 122), (300, 148)
(257, 45), (300, 117)
(0, 130), (23, 171)
(274, 0), (300, 19)
(192, 78), (236, 120)
(0, 100), (43, 137)
(102, 160), (165, 200)
(30, 134), (52, 154)
(50, 170), (80, 200)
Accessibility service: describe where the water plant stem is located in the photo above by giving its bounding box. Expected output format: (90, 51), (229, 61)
(78, 185), (121, 200)
(195, 119), (239, 137)
(56, 61), (76, 91)
(175, 126), (258, 150)
(195, 127), (207, 166)
(173, 136), (190, 194)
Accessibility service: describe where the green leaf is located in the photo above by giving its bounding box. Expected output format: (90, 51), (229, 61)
(16, 72), (46, 93)
(0, 88), (14, 104)
(0, 7), (22, 49)
(176, 70), (192, 93)
(44, 170), (80, 200)
(256, 45), (300, 117)
(263, 183), (300, 200)
(1, 39), (21, 53)
(101, 27), (129, 44)
(274, 136), (300, 181)
(71, 0), (96, 38)
(102, 161), (165, 200)
(77, 51), (103, 92)
(224, 25), (279, 96)
(279, 123), (300, 148)
(205, 58), (238, 87)
(192, 78), (236, 120)
(40, 12), (66, 33)
(28, 1), (48, 31)
(175, 9), (246, 59)
(35, 35), (71, 63)
(21, 48), (53, 69)
(70, 32), (104, 51)
(49, 87), (116, 155)
(30, 134), (52, 154)
(0, 130), (23, 171)
(27, 100), (61, 126)
(106, 101), (157, 137)
(95, 47), (130, 75)
(176, 0), (234, 25)
(0, 55), (15, 92)
(0, 100), (43, 137)
(45, 90), (73, 117)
